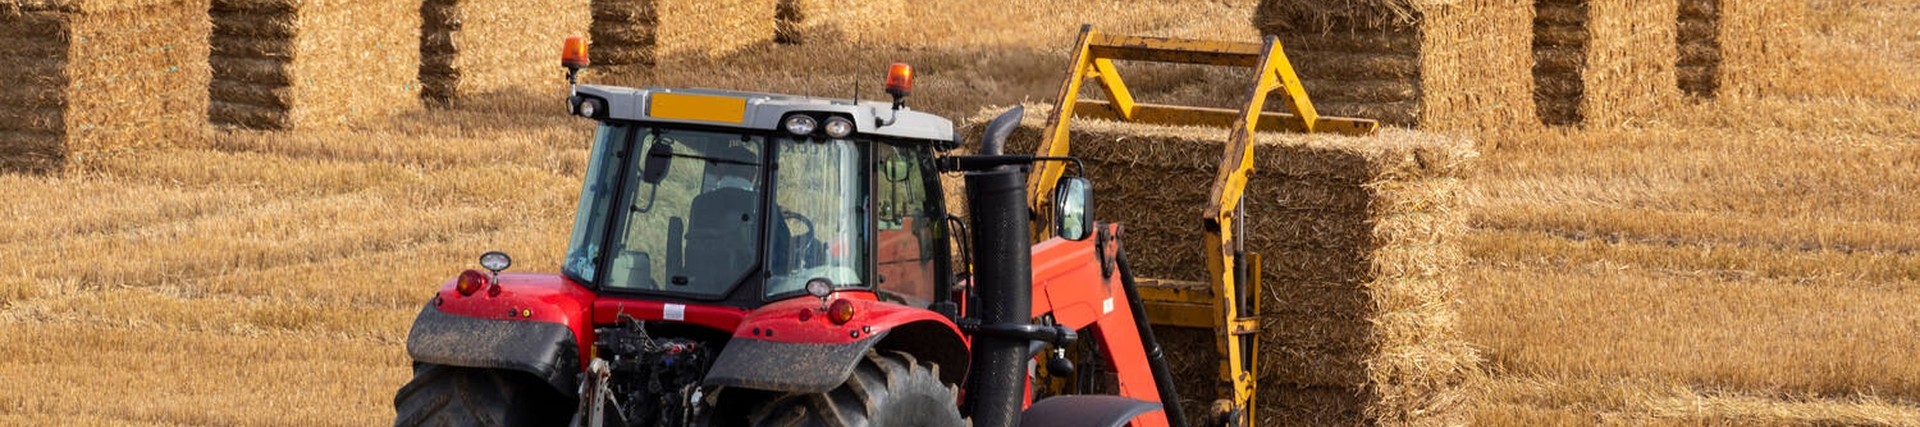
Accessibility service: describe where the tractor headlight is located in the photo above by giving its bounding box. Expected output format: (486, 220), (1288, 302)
(823, 116), (855, 138)
(573, 97), (603, 118)
(784, 115), (818, 135)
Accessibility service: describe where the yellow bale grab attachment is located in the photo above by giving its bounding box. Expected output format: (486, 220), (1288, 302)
(1027, 25), (1380, 426)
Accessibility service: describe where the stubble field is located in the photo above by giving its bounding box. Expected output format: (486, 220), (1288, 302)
(1, 0), (1916, 425)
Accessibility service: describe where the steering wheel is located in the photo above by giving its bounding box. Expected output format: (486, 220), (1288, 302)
(781, 211), (822, 269)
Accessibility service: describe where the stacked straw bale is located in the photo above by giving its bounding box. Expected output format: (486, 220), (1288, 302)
(967, 105), (1480, 426)
(591, 0), (777, 67)
(1676, 0), (1805, 98)
(1531, 0), (1681, 125)
(0, 0), (210, 174)
(1252, 0), (1536, 130)
(208, 0), (420, 129)
(420, 0), (589, 103)
(773, 0), (903, 44)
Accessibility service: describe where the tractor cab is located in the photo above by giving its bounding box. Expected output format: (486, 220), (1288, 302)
(558, 66), (957, 312)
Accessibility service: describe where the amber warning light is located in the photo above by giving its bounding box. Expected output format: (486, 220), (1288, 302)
(884, 63), (913, 98)
(561, 36), (590, 69)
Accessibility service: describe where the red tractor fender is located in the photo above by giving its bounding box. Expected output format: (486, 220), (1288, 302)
(703, 292), (968, 394)
(404, 272), (598, 397)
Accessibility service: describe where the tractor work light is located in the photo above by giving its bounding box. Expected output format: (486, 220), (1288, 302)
(784, 115), (818, 135)
(823, 116), (855, 138)
(480, 251), (512, 273)
(884, 63), (913, 98)
(805, 278), (833, 298)
(561, 35), (590, 69)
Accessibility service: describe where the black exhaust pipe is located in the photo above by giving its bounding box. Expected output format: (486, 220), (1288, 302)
(963, 166), (1031, 427)
(962, 107), (1033, 427)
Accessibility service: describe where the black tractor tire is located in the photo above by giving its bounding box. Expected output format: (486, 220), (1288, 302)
(747, 350), (964, 427)
(393, 364), (572, 427)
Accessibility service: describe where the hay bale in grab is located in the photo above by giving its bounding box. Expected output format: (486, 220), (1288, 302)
(1676, 0), (1805, 98)
(0, 0), (210, 174)
(420, 0), (589, 103)
(591, 0), (777, 67)
(966, 105), (1481, 426)
(773, 0), (903, 44)
(208, 0), (420, 129)
(1253, 0), (1536, 131)
(1531, 0), (1681, 126)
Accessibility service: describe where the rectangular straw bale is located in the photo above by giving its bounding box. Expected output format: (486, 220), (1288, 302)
(1, 0), (209, 174)
(419, 0), (588, 103)
(591, 0), (777, 67)
(965, 105), (1480, 426)
(209, 0), (420, 129)
(1254, 0), (1536, 131)
(1532, 0), (1682, 126)
(1676, 0), (1805, 98)
(773, 0), (903, 44)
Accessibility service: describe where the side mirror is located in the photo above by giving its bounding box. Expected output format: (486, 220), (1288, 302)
(882, 159), (914, 183)
(643, 141), (673, 184)
(1053, 176), (1094, 241)
(978, 105), (1025, 155)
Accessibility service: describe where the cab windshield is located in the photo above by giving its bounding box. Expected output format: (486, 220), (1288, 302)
(565, 124), (923, 303)
(565, 126), (770, 299)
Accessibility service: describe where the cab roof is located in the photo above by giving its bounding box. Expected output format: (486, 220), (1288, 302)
(573, 85), (955, 143)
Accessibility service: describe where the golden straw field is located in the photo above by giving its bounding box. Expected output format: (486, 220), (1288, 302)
(1, 0), (1916, 425)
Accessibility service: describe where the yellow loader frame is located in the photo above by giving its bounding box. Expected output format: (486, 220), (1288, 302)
(1026, 25), (1378, 426)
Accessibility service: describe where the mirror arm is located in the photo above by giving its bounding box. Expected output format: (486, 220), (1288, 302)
(936, 155), (1081, 174)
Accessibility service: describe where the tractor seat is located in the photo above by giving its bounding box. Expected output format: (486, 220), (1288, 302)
(678, 187), (758, 289)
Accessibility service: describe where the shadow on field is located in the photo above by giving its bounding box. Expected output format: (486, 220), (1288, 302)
(378, 89), (580, 139)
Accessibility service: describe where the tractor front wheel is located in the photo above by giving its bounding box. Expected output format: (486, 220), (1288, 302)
(747, 350), (963, 427)
(392, 363), (571, 427)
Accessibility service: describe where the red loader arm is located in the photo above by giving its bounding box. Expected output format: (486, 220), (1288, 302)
(1029, 224), (1172, 427)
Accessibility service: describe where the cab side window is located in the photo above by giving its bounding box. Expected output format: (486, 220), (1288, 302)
(873, 143), (939, 307)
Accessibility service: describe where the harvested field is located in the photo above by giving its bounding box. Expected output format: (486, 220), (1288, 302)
(774, 0), (904, 44)
(1677, 0), (1808, 98)
(419, 0), (589, 103)
(970, 105), (1482, 426)
(4, 0), (1920, 425)
(0, 0), (209, 174)
(1532, 0), (1682, 126)
(590, 0), (777, 67)
(1253, 0), (1537, 130)
(208, 0), (421, 129)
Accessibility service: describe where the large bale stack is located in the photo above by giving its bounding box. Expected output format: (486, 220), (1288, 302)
(773, 0), (903, 44)
(970, 106), (1480, 426)
(208, 0), (420, 129)
(420, 0), (589, 103)
(1531, 0), (1681, 125)
(591, 0), (777, 67)
(1253, 0), (1535, 130)
(0, 0), (210, 174)
(1676, 0), (1805, 98)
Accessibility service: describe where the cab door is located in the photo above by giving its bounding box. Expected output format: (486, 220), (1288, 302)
(873, 142), (942, 307)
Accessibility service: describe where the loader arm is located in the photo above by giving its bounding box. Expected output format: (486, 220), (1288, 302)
(1024, 25), (1381, 426)
(1029, 224), (1171, 427)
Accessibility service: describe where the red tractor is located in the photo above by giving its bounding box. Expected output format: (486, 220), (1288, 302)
(393, 37), (1191, 427)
